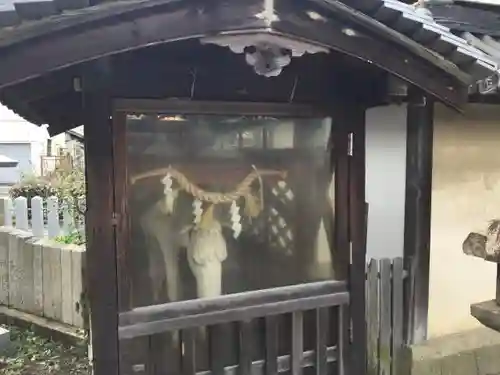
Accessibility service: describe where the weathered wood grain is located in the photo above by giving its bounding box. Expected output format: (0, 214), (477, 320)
(42, 244), (62, 321)
(0, 229), (10, 305)
(32, 240), (44, 315)
(61, 246), (73, 325)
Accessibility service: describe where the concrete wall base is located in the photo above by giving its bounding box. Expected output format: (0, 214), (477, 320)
(405, 327), (500, 375)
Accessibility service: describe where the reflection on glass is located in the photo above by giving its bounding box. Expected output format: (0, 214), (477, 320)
(125, 114), (336, 307)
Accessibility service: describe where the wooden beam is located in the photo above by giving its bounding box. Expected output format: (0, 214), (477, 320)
(0, 0), (266, 89)
(82, 60), (119, 375)
(403, 87), (434, 345)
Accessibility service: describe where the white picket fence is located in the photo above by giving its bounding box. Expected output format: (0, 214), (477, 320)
(3, 196), (84, 239)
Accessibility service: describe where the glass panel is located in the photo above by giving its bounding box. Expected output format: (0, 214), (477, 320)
(125, 113), (337, 307)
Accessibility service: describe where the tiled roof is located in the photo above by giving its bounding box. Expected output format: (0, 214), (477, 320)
(353, 0), (500, 94)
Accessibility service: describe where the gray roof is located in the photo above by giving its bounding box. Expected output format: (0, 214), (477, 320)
(365, 0), (499, 94)
(0, 0), (89, 28)
(0, 0), (499, 94)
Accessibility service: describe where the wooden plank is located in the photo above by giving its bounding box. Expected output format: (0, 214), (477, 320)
(120, 280), (347, 325)
(8, 232), (21, 309)
(238, 321), (253, 375)
(32, 240), (44, 315)
(291, 311), (304, 375)
(391, 258), (404, 375)
(181, 329), (196, 375)
(148, 332), (176, 375)
(264, 315), (278, 375)
(0, 229), (10, 305)
(42, 244), (62, 321)
(337, 305), (350, 375)
(366, 259), (379, 375)
(315, 308), (328, 375)
(20, 238), (35, 313)
(71, 247), (85, 328)
(379, 259), (392, 375)
(61, 246), (73, 325)
(119, 292), (349, 339)
(119, 337), (151, 375)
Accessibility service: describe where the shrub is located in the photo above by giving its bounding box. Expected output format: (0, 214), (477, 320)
(9, 167), (87, 245)
(54, 230), (85, 246)
(9, 173), (57, 200)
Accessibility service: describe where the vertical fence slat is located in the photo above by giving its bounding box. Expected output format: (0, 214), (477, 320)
(47, 196), (60, 239)
(391, 258), (404, 375)
(20, 236), (35, 313)
(71, 247), (85, 327)
(315, 308), (328, 375)
(379, 259), (392, 375)
(31, 197), (44, 238)
(367, 259), (379, 375)
(291, 311), (304, 375)
(264, 315), (278, 375)
(42, 244), (63, 320)
(337, 305), (349, 375)
(4, 198), (12, 227)
(33, 241), (44, 315)
(14, 197), (28, 231)
(238, 320), (253, 375)
(181, 328), (196, 375)
(8, 233), (21, 309)
(208, 324), (227, 375)
(62, 202), (74, 235)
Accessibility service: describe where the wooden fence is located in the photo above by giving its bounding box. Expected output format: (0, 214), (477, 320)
(366, 257), (405, 375)
(0, 228), (86, 328)
(3, 196), (84, 239)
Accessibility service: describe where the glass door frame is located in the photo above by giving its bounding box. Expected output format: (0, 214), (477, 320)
(112, 98), (349, 310)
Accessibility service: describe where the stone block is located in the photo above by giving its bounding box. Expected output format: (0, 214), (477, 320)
(475, 343), (500, 375)
(410, 357), (442, 375)
(408, 327), (500, 375)
(441, 351), (477, 375)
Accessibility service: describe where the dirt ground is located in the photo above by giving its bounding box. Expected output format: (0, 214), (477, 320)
(0, 325), (90, 375)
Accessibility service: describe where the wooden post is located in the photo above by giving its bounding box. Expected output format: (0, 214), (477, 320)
(403, 87), (434, 345)
(83, 59), (119, 375)
(348, 103), (367, 375)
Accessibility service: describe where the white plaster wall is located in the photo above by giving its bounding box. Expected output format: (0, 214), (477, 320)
(365, 105), (407, 260)
(0, 105), (49, 176)
(364, 103), (500, 339)
(428, 104), (498, 338)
